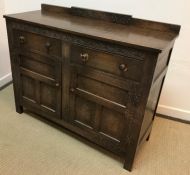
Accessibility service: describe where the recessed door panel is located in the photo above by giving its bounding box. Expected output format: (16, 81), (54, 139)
(77, 75), (128, 106)
(40, 82), (57, 112)
(99, 107), (125, 141)
(20, 55), (55, 79)
(74, 95), (96, 129)
(21, 75), (36, 102)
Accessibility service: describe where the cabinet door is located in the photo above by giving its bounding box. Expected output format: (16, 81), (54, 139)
(18, 52), (61, 119)
(68, 64), (137, 153)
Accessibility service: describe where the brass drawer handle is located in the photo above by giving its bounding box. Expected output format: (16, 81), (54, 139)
(19, 36), (25, 44)
(119, 64), (128, 72)
(45, 42), (52, 51)
(80, 53), (89, 63)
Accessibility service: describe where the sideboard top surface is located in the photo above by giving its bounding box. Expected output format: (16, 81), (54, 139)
(4, 4), (180, 53)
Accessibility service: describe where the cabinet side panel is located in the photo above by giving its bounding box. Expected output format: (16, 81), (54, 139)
(138, 46), (173, 144)
(138, 77), (164, 143)
(153, 44), (173, 82)
(124, 52), (158, 171)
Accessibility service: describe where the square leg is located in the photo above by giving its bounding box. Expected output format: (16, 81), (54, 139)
(15, 104), (23, 114)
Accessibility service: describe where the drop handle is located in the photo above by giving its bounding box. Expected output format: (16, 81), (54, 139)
(19, 36), (25, 44)
(80, 53), (89, 63)
(119, 64), (128, 72)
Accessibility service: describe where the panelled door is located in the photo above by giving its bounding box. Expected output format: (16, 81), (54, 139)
(18, 52), (62, 119)
(13, 29), (62, 119)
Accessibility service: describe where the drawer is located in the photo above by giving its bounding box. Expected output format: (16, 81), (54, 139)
(14, 30), (62, 57)
(70, 45), (143, 81)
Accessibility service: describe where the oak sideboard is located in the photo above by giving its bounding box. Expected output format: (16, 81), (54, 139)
(4, 4), (180, 171)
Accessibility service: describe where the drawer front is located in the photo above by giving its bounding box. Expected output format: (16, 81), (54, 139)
(70, 45), (143, 82)
(14, 30), (62, 57)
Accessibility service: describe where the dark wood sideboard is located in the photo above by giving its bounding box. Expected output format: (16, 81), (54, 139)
(4, 4), (180, 171)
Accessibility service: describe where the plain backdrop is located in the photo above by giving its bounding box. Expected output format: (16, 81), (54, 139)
(0, 0), (190, 120)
